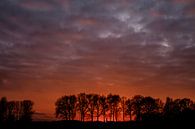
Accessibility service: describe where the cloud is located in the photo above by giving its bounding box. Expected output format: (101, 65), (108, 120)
(18, 0), (56, 11)
(0, 0), (195, 114)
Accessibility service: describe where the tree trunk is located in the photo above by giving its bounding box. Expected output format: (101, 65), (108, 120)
(130, 112), (132, 121)
(68, 110), (71, 120)
(91, 112), (93, 122)
(112, 108), (115, 121)
(110, 109), (112, 121)
(103, 110), (106, 122)
(82, 115), (85, 122)
(122, 105), (125, 121)
(96, 107), (99, 121)
(80, 113), (82, 121)
(115, 112), (118, 122)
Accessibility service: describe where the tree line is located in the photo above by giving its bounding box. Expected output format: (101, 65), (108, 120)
(55, 93), (195, 122)
(0, 97), (34, 122)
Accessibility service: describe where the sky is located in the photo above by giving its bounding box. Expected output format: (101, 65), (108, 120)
(0, 0), (195, 118)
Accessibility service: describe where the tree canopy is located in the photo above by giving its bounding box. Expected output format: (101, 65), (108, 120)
(55, 93), (195, 122)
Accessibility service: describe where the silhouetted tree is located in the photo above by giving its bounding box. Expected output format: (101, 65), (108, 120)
(86, 94), (98, 121)
(55, 95), (77, 120)
(177, 98), (193, 112)
(125, 98), (133, 121)
(141, 97), (163, 121)
(163, 97), (182, 120)
(7, 101), (16, 122)
(54, 93), (195, 122)
(113, 95), (121, 122)
(121, 97), (126, 121)
(107, 94), (121, 121)
(77, 93), (88, 122)
(155, 98), (164, 113)
(142, 97), (159, 114)
(99, 95), (108, 122)
(94, 95), (100, 121)
(0, 97), (7, 122)
(56, 96), (68, 120)
(69, 95), (77, 120)
(20, 100), (34, 122)
(107, 94), (114, 121)
(132, 95), (144, 121)
(14, 101), (21, 121)
(164, 97), (173, 112)
(192, 102), (195, 110)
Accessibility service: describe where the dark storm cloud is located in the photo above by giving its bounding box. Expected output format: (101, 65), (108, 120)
(0, 0), (195, 92)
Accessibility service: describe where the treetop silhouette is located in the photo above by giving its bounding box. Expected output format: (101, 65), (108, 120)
(0, 97), (34, 123)
(55, 93), (195, 122)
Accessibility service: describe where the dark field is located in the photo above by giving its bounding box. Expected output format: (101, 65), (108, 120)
(0, 120), (194, 129)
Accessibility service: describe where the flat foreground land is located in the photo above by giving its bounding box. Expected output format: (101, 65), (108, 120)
(0, 120), (194, 129)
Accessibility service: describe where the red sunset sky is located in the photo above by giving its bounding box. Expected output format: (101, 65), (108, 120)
(0, 0), (195, 119)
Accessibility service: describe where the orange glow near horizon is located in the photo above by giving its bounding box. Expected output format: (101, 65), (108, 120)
(1, 79), (195, 117)
(1, 0), (195, 121)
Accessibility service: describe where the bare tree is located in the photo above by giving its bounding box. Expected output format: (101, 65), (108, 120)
(132, 95), (144, 121)
(0, 97), (7, 122)
(99, 95), (108, 122)
(77, 93), (88, 122)
(20, 100), (34, 122)
(177, 98), (193, 112)
(125, 98), (133, 121)
(86, 94), (98, 121)
(107, 94), (114, 121)
(141, 96), (163, 121)
(54, 93), (195, 122)
(55, 95), (77, 120)
(55, 96), (68, 120)
(93, 94), (100, 121)
(7, 101), (16, 122)
(107, 94), (121, 121)
(113, 95), (121, 122)
(69, 95), (77, 120)
(121, 97), (126, 121)
(142, 96), (159, 114)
